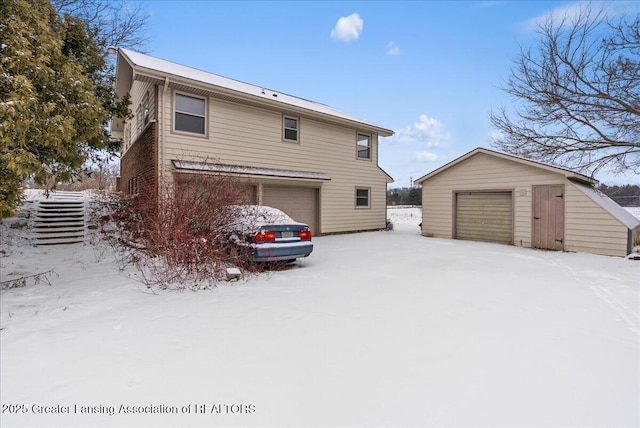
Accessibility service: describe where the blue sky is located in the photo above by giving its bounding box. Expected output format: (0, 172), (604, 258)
(135, 1), (639, 187)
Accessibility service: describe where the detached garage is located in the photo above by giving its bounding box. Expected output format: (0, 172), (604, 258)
(414, 148), (640, 257)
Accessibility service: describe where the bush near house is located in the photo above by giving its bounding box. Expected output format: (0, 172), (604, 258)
(100, 173), (258, 289)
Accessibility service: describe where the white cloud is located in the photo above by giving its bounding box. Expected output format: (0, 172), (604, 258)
(393, 114), (452, 148)
(489, 130), (504, 142)
(379, 114), (454, 188)
(414, 151), (439, 162)
(522, 3), (581, 31)
(520, 1), (632, 32)
(386, 41), (401, 56)
(330, 13), (363, 42)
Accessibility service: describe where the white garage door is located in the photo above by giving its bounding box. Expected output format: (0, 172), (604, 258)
(455, 191), (513, 244)
(263, 186), (318, 234)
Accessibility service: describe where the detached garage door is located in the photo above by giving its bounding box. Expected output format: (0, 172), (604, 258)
(263, 186), (318, 234)
(455, 191), (513, 244)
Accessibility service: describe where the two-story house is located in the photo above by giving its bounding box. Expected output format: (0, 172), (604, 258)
(110, 49), (394, 235)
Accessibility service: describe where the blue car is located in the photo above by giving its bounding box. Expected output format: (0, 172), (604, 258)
(228, 205), (313, 263)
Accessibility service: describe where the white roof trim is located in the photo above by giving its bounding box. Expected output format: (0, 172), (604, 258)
(172, 161), (331, 181)
(119, 48), (393, 136)
(414, 147), (597, 185)
(572, 182), (640, 230)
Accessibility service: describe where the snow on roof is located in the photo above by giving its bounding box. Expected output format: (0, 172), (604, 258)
(172, 160), (331, 181)
(573, 182), (640, 230)
(119, 48), (393, 136)
(626, 207), (640, 221)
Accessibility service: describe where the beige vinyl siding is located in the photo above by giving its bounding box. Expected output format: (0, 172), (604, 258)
(564, 184), (630, 256)
(123, 80), (156, 154)
(159, 94), (388, 234)
(421, 153), (565, 247)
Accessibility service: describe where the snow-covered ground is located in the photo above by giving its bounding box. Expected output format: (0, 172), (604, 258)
(1, 203), (638, 427)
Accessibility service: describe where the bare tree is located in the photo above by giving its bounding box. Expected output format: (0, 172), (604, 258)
(51, 0), (149, 51)
(490, 5), (639, 176)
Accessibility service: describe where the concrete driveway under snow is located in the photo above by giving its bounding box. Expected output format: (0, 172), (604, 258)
(1, 207), (638, 427)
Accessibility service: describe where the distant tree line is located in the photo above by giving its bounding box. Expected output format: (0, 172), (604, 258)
(388, 184), (639, 207)
(387, 187), (422, 206)
(598, 184), (640, 207)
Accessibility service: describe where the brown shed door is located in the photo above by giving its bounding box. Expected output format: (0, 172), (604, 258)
(455, 192), (513, 244)
(262, 186), (318, 234)
(533, 185), (565, 251)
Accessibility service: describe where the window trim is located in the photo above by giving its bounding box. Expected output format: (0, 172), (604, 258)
(128, 176), (139, 195)
(356, 132), (372, 160)
(283, 115), (299, 143)
(173, 91), (208, 137)
(142, 91), (150, 127)
(355, 186), (371, 209)
(124, 123), (131, 151)
(136, 104), (143, 135)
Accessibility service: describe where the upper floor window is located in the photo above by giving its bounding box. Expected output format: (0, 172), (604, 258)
(357, 133), (371, 160)
(175, 93), (206, 135)
(283, 116), (298, 142)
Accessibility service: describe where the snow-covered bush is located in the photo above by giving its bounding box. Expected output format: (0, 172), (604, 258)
(99, 173), (259, 289)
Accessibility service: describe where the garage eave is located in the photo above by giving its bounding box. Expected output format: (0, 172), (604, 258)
(379, 167), (394, 183)
(414, 147), (598, 185)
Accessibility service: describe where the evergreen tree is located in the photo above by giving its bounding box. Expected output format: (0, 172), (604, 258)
(0, 0), (110, 216)
(51, 0), (147, 157)
(598, 183), (640, 206)
(408, 187), (422, 206)
(386, 187), (423, 206)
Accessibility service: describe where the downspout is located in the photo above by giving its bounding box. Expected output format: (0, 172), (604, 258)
(257, 183), (263, 205)
(160, 77), (170, 193)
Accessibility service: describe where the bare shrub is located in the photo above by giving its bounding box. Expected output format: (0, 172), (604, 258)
(58, 161), (119, 191)
(102, 172), (258, 289)
(24, 160), (119, 192)
(385, 219), (394, 231)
